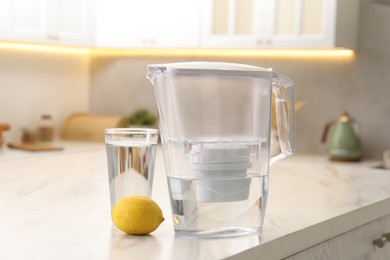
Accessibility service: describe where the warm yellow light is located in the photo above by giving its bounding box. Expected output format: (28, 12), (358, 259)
(0, 41), (355, 58)
(90, 48), (355, 58)
(0, 41), (90, 55)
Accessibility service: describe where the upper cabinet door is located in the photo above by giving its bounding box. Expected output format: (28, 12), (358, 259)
(201, 0), (359, 49)
(53, 0), (94, 46)
(95, 0), (200, 48)
(266, 0), (336, 48)
(200, 0), (269, 48)
(0, 0), (6, 38)
(148, 0), (200, 48)
(2, 0), (94, 46)
(2, 0), (49, 42)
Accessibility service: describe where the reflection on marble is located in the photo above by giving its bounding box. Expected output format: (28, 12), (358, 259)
(1, 144), (390, 259)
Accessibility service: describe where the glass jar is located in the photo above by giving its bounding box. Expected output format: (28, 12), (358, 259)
(38, 114), (55, 142)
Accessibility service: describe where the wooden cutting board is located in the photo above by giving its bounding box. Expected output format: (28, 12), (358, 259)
(7, 142), (64, 152)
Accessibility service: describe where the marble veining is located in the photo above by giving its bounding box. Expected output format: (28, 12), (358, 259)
(1, 143), (390, 259)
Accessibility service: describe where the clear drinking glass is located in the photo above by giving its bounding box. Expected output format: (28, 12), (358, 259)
(105, 128), (159, 210)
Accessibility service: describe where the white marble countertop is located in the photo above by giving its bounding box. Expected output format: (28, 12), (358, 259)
(1, 142), (390, 260)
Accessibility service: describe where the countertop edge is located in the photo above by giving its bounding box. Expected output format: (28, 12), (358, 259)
(227, 197), (390, 260)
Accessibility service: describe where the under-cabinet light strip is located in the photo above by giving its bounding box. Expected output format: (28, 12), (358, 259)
(0, 41), (90, 55)
(0, 41), (354, 58)
(90, 48), (355, 58)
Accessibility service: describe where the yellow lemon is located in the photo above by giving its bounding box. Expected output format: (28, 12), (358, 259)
(112, 195), (164, 235)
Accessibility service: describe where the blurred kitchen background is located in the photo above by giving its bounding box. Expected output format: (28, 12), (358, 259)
(0, 0), (389, 158)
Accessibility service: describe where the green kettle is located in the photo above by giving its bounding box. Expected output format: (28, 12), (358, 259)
(322, 112), (363, 161)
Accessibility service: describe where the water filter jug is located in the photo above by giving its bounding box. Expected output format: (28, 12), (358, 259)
(147, 62), (295, 238)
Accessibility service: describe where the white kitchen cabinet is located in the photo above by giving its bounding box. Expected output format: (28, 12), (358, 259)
(2, 0), (47, 43)
(201, 0), (360, 49)
(200, 0), (269, 48)
(95, 0), (200, 48)
(52, 0), (94, 46)
(284, 214), (390, 260)
(0, 3), (3, 38)
(2, 0), (94, 46)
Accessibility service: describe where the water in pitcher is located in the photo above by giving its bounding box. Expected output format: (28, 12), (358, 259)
(163, 139), (269, 238)
(168, 173), (268, 238)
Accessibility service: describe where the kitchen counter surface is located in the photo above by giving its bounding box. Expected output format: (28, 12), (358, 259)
(1, 142), (390, 259)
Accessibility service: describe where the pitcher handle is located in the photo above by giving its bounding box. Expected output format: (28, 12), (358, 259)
(270, 73), (296, 165)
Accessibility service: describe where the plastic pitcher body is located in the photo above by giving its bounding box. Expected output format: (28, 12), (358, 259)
(147, 62), (295, 238)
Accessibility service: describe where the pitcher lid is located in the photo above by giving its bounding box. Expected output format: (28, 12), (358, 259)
(147, 62), (273, 77)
